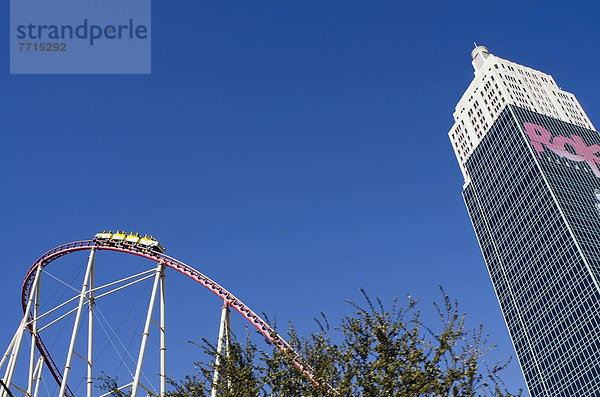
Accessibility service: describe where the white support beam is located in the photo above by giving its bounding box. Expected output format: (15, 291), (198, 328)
(131, 262), (164, 397)
(159, 268), (166, 396)
(210, 301), (231, 397)
(1, 265), (43, 397)
(0, 327), (20, 372)
(27, 273), (41, 395)
(59, 248), (96, 397)
(32, 357), (44, 397)
(87, 254), (95, 397)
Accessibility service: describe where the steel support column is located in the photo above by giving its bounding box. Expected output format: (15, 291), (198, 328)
(210, 300), (231, 397)
(26, 273), (41, 395)
(1, 265), (42, 397)
(59, 248), (96, 397)
(159, 267), (166, 396)
(87, 252), (95, 397)
(32, 357), (44, 397)
(131, 261), (164, 397)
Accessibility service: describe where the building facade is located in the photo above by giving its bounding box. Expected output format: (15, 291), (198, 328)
(451, 48), (600, 396)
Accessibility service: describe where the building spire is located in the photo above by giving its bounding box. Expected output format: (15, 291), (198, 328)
(471, 45), (490, 71)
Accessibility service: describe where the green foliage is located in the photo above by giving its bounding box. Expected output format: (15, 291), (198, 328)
(95, 371), (131, 396)
(331, 288), (518, 396)
(102, 288), (522, 396)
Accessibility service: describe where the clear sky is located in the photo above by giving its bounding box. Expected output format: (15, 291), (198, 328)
(3, 1), (600, 395)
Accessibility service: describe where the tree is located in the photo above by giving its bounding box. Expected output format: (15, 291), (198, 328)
(163, 288), (521, 397)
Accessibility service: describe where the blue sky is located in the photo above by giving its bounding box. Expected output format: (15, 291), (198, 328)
(3, 1), (600, 395)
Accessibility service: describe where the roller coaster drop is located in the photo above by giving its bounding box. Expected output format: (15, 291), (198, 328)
(0, 234), (316, 397)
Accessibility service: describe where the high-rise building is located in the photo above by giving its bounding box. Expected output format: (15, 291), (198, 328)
(450, 46), (600, 396)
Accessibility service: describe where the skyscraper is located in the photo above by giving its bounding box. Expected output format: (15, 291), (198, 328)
(450, 47), (600, 396)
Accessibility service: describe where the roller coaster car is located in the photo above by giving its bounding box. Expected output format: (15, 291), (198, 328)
(93, 231), (166, 254)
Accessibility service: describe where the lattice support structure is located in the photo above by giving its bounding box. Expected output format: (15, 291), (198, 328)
(0, 239), (321, 396)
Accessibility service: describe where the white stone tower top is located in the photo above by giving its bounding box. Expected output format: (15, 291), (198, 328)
(471, 45), (490, 71)
(448, 46), (594, 185)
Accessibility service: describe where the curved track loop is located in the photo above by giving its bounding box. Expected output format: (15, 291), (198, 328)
(21, 240), (316, 396)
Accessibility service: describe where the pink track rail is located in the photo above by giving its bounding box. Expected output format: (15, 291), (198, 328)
(21, 240), (316, 396)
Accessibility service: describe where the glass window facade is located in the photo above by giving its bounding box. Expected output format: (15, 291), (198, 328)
(464, 105), (600, 396)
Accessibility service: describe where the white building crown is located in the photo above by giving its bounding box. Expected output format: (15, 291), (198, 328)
(449, 46), (594, 183)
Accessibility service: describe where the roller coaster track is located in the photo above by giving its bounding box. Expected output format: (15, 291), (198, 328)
(21, 240), (317, 396)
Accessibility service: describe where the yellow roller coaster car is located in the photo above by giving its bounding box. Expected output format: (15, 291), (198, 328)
(93, 231), (165, 254)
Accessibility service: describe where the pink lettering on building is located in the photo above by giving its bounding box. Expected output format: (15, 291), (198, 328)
(523, 122), (600, 178)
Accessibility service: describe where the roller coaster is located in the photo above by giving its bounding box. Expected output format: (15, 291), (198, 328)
(0, 233), (317, 397)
